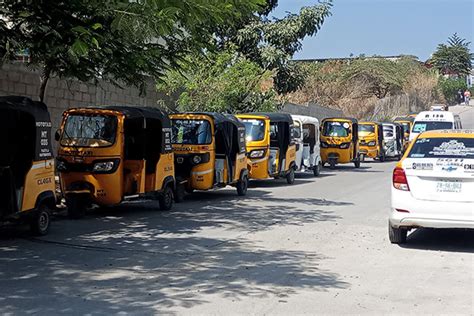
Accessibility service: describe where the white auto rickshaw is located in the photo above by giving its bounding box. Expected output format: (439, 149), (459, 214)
(291, 115), (322, 176)
(382, 123), (404, 160)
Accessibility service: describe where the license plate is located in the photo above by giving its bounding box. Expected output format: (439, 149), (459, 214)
(436, 180), (462, 193)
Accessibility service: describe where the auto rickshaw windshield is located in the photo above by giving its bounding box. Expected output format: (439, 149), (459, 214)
(61, 114), (117, 147)
(242, 119), (265, 142)
(171, 119), (212, 145)
(358, 124), (375, 134)
(322, 121), (351, 137)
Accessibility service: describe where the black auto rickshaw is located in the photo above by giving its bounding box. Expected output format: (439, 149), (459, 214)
(320, 117), (360, 169)
(57, 106), (175, 218)
(0, 96), (56, 235)
(170, 112), (249, 199)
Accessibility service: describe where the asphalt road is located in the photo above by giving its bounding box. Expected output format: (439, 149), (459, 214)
(1, 107), (473, 315)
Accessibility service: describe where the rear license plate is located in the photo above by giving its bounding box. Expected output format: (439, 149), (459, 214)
(436, 180), (462, 193)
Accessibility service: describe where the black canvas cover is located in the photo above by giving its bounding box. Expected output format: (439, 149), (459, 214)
(0, 96), (53, 161)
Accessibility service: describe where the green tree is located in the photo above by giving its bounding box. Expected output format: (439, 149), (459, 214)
(0, 0), (264, 101)
(430, 33), (473, 76)
(159, 49), (277, 113)
(438, 77), (467, 105)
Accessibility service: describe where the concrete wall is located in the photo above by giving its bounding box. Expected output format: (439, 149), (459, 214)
(282, 101), (343, 121)
(0, 63), (171, 134)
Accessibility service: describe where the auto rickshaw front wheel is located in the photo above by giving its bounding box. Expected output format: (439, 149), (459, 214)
(329, 160), (336, 170)
(236, 174), (249, 196)
(29, 205), (51, 236)
(313, 162), (322, 177)
(66, 195), (88, 219)
(286, 168), (295, 184)
(354, 159), (361, 168)
(159, 185), (174, 211)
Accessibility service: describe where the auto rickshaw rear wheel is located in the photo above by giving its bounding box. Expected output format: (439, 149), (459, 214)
(286, 168), (295, 184)
(66, 196), (87, 219)
(159, 185), (174, 211)
(236, 174), (249, 196)
(29, 205), (51, 236)
(313, 162), (322, 177)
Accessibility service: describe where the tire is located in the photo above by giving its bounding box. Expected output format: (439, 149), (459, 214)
(66, 196), (87, 219)
(354, 159), (361, 168)
(329, 160), (336, 170)
(286, 168), (295, 184)
(379, 152), (386, 162)
(174, 183), (185, 203)
(388, 224), (407, 244)
(360, 154), (365, 162)
(159, 185), (173, 211)
(30, 205), (51, 236)
(313, 162), (322, 177)
(236, 174), (249, 196)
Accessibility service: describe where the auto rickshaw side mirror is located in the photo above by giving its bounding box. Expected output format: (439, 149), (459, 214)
(55, 129), (61, 141)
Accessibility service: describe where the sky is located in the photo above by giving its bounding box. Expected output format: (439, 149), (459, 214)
(273, 0), (474, 61)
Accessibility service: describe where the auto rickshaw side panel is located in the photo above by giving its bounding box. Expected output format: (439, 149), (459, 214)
(284, 144), (297, 173)
(152, 153), (175, 191)
(20, 159), (55, 212)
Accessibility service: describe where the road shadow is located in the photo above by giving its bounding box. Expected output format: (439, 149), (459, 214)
(295, 172), (335, 180)
(0, 188), (350, 314)
(322, 165), (384, 173)
(400, 228), (474, 253)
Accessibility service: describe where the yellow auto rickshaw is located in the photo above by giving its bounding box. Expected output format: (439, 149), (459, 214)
(0, 96), (56, 235)
(237, 113), (297, 184)
(358, 122), (385, 162)
(320, 117), (360, 169)
(393, 116), (414, 152)
(57, 106), (175, 218)
(170, 112), (249, 199)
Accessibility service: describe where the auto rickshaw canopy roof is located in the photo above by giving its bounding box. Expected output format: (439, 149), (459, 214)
(250, 112), (294, 124)
(0, 96), (53, 161)
(291, 114), (319, 126)
(322, 117), (358, 124)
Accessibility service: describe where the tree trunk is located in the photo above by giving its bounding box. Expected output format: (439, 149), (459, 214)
(39, 67), (51, 102)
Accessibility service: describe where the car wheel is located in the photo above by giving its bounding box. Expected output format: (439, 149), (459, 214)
(159, 185), (174, 211)
(66, 196), (87, 219)
(236, 174), (249, 196)
(388, 224), (407, 244)
(174, 183), (185, 203)
(30, 205), (51, 236)
(286, 168), (295, 184)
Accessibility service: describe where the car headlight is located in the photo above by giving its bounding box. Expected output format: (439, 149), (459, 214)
(368, 141), (376, 146)
(321, 142), (329, 148)
(249, 149), (266, 158)
(56, 160), (67, 172)
(93, 161), (116, 173)
(192, 155), (202, 164)
(339, 143), (350, 149)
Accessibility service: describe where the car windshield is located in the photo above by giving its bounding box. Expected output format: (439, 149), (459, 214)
(412, 121), (453, 133)
(242, 119), (265, 142)
(61, 114), (117, 147)
(408, 137), (474, 159)
(323, 121), (350, 137)
(171, 119), (212, 145)
(359, 125), (375, 134)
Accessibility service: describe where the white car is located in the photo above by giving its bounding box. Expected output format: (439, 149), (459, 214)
(389, 129), (474, 244)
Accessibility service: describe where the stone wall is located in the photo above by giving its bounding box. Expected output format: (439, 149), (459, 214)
(282, 101), (343, 121)
(0, 63), (172, 135)
(370, 93), (431, 121)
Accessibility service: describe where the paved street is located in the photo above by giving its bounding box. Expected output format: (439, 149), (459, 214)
(1, 108), (473, 315)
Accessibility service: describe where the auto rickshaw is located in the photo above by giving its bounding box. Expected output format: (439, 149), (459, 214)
(393, 116), (414, 152)
(237, 113), (297, 184)
(0, 96), (55, 235)
(170, 112), (249, 198)
(320, 117), (361, 169)
(381, 122), (404, 160)
(57, 106), (175, 218)
(358, 121), (385, 162)
(291, 115), (322, 176)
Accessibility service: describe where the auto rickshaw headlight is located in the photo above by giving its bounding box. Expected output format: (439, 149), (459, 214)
(249, 149), (266, 158)
(368, 141), (376, 146)
(192, 155), (202, 164)
(93, 161), (116, 173)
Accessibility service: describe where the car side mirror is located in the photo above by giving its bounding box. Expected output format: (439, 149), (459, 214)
(55, 129), (61, 141)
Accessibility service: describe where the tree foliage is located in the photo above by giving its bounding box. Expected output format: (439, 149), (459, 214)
(0, 0), (264, 100)
(430, 33), (473, 76)
(438, 77), (467, 105)
(159, 49), (277, 113)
